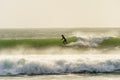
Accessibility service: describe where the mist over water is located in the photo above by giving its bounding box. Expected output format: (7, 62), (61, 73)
(0, 46), (119, 76)
(0, 28), (120, 39)
(0, 28), (120, 77)
(67, 29), (120, 47)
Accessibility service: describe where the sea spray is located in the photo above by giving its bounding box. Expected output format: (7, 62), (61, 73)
(71, 30), (119, 38)
(0, 55), (120, 75)
(0, 48), (120, 75)
(67, 30), (120, 47)
(67, 37), (109, 47)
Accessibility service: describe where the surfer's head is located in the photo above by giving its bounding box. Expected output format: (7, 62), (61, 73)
(61, 34), (64, 37)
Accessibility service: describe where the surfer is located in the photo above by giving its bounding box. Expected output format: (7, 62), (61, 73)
(61, 34), (67, 45)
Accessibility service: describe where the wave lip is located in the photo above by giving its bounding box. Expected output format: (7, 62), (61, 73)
(0, 59), (120, 76)
(67, 37), (110, 47)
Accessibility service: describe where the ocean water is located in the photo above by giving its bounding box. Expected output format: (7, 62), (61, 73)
(0, 28), (120, 80)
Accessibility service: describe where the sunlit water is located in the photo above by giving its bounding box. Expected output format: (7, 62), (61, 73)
(0, 28), (120, 39)
(0, 28), (120, 80)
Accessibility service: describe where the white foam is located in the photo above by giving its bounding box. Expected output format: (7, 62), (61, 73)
(67, 37), (109, 47)
(0, 43), (119, 76)
(0, 52), (120, 75)
(67, 31), (119, 47)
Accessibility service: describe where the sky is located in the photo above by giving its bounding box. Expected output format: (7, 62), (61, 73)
(0, 0), (120, 28)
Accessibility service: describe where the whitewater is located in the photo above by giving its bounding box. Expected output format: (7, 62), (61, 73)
(0, 28), (120, 80)
(0, 47), (120, 76)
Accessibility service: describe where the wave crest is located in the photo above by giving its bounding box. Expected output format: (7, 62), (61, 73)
(0, 57), (120, 76)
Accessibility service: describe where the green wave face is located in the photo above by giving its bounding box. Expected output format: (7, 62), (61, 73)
(0, 37), (120, 49)
(0, 37), (77, 49)
(100, 37), (120, 47)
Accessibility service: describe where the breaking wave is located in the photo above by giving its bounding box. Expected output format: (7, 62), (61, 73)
(67, 37), (109, 47)
(67, 31), (120, 47)
(0, 29), (120, 76)
(0, 53), (120, 76)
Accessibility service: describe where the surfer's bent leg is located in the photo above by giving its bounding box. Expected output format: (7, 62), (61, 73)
(63, 39), (67, 45)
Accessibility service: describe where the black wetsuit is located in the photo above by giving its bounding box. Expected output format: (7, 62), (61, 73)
(61, 35), (67, 44)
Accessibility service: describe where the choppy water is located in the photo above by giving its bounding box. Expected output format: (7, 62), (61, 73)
(0, 28), (120, 39)
(0, 28), (120, 80)
(0, 28), (73, 39)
